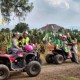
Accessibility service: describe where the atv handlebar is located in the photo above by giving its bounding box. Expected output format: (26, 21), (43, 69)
(67, 43), (75, 46)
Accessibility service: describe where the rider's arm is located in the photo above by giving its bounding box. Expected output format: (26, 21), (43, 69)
(13, 39), (22, 50)
(72, 38), (77, 44)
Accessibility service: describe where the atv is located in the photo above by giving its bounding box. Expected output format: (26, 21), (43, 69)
(8, 47), (42, 64)
(46, 43), (79, 64)
(0, 49), (41, 80)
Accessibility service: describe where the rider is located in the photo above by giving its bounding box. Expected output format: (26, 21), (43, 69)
(62, 35), (68, 52)
(54, 33), (62, 49)
(62, 35), (70, 58)
(22, 31), (30, 46)
(72, 37), (79, 63)
(72, 37), (78, 54)
(11, 32), (22, 51)
(66, 33), (72, 58)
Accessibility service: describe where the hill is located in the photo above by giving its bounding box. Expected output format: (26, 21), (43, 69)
(40, 24), (63, 32)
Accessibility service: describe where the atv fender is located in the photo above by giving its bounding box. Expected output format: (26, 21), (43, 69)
(0, 57), (11, 70)
(25, 53), (35, 63)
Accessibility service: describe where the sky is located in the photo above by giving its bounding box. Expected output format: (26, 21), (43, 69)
(0, 0), (80, 30)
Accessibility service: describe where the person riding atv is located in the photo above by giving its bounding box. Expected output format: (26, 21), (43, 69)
(46, 33), (79, 64)
(11, 32), (22, 50)
(54, 33), (62, 50)
(22, 31), (30, 46)
(8, 31), (42, 64)
(66, 33), (79, 63)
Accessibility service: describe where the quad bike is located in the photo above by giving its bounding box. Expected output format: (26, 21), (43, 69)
(0, 48), (41, 80)
(8, 45), (42, 64)
(46, 43), (79, 64)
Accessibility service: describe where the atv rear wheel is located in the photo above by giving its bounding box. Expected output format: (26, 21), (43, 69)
(46, 54), (54, 64)
(26, 61), (41, 77)
(54, 54), (64, 64)
(0, 64), (10, 80)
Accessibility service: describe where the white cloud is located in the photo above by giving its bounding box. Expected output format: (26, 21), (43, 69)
(69, 0), (80, 13)
(45, 0), (80, 13)
(45, 0), (70, 9)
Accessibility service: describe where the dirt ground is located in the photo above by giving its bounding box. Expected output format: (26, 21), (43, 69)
(8, 45), (80, 80)
(9, 61), (80, 80)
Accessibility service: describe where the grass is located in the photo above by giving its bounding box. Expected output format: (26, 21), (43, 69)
(62, 77), (79, 80)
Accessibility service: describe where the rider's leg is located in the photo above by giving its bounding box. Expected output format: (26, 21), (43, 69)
(73, 46), (79, 63)
(68, 46), (72, 58)
(73, 46), (78, 54)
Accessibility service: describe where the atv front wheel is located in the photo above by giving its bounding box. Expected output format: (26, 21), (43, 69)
(32, 56), (42, 64)
(26, 61), (41, 77)
(0, 64), (10, 80)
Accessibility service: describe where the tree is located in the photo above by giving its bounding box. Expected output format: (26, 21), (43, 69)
(73, 29), (78, 33)
(12, 22), (29, 33)
(0, 0), (33, 22)
(58, 27), (65, 33)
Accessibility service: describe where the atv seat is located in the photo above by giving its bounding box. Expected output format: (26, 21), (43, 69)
(8, 48), (23, 54)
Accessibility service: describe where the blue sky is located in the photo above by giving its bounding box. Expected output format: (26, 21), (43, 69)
(0, 0), (80, 30)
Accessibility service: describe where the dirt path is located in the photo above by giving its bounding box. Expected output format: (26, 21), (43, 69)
(9, 61), (80, 80)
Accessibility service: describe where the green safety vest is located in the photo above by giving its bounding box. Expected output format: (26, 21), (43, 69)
(54, 38), (62, 48)
(64, 47), (68, 52)
(23, 37), (30, 46)
(62, 41), (68, 52)
(55, 39), (61, 46)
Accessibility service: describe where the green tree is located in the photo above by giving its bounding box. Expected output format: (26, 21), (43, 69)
(0, 0), (33, 22)
(73, 29), (78, 33)
(58, 27), (65, 33)
(12, 22), (29, 33)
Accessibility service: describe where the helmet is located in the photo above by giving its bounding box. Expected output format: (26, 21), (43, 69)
(25, 45), (33, 51)
(23, 31), (28, 37)
(13, 32), (19, 37)
(67, 33), (70, 35)
(13, 32), (19, 35)
(63, 35), (67, 38)
(23, 31), (28, 34)
(58, 33), (62, 37)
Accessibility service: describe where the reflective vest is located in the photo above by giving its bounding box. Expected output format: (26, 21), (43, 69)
(23, 37), (30, 46)
(18, 41), (23, 47)
(55, 39), (61, 46)
(64, 47), (68, 52)
(62, 41), (68, 52)
(54, 38), (62, 49)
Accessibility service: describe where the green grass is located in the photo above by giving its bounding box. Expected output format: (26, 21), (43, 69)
(62, 77), (79, 80)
